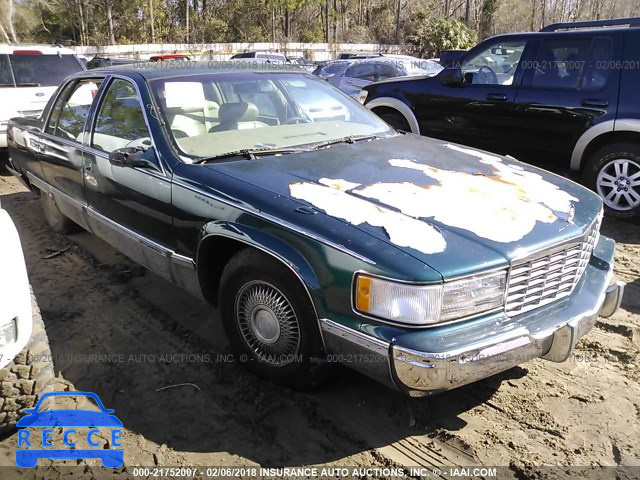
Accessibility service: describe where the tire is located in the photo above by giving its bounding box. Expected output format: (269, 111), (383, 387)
(377, 110), (411, 132)
(40, 190), (80, 234)
(582, 142), (640, 220)
(219, 249), (326, 389)
(0, 288), (55, 436)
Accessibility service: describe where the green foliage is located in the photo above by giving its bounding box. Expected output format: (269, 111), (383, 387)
(408, 17), (477, 57)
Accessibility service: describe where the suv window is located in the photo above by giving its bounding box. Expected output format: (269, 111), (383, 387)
(92, 79), (150, 153)
(53, 79), (102, 142)
(531, 38), (592, 89)
(461, 40), (527, 85)
(581, 37), (613, 90)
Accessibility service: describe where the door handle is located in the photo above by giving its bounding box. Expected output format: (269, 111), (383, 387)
(486, 93), (508, 102)
(581, 98), (609, 108)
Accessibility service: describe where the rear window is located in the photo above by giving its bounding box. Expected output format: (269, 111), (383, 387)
(0, 54), (83, 87)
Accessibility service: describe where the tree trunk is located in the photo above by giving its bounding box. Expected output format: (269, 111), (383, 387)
(395, 0), (401, 44)
(103, 0), (115, 44)
(185, 0), (189, 43)
(150, 0), (155, 43)
(5, 0), (18, 42)
(325, 0), (330, 42)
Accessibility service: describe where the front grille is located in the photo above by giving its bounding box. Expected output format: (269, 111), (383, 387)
(505, 215), (601, 316)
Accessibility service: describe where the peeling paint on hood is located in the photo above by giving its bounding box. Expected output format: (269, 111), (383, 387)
(350, 148), (578, 244)
(289, 179), (447, 255)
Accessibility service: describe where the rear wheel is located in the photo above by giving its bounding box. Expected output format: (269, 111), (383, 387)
(219, 249), (326, 388)
(0, 288), (55, 436)
(583, 143), (640, 220)
(40, 190), (80, 234)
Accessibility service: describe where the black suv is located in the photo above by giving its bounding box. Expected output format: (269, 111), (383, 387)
(363, 17), (640, 219)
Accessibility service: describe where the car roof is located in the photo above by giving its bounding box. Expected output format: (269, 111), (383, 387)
(77, 60), (307, 80)
(0, 44), (77, 55)
(486, 24), (637, 42)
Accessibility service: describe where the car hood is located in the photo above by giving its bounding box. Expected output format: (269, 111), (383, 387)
(208, 134), (603, 279)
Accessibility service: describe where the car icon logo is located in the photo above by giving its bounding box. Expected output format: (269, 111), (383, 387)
(15, 391), (124, 468)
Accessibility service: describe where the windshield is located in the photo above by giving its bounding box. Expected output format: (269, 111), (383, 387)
(149, 72), (392, 160)
(0, 54), (83, 87)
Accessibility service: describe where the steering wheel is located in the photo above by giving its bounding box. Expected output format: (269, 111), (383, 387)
(477, 66), (498, 84)
(284, 116), (312, 125)
(125, 137), (152, 149)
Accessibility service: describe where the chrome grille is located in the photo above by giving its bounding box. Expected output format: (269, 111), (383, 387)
(505, 215), (601, 316)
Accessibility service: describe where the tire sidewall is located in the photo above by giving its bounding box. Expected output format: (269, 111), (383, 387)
(583, 143), (640, 220)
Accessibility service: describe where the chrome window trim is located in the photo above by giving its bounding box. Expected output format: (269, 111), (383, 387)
(172, 178), (376, 265)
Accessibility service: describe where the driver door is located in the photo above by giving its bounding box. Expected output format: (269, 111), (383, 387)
(83, 76), (175, 280)
(417, 37), (533, 154)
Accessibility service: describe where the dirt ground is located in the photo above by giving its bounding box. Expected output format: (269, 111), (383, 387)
(0, 172), (638, 480)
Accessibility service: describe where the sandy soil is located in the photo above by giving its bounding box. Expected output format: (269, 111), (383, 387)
(0, 172), (638, 479)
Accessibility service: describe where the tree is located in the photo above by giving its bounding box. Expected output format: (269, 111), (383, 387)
(408, 17), (477, 57)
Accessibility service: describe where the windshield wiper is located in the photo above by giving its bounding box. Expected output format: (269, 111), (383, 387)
(308, 134), (381, 151)
(197, 146), (310, 164)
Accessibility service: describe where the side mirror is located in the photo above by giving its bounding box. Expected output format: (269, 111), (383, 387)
(108, 147), (157, 170)
(439, 67), (464, 86)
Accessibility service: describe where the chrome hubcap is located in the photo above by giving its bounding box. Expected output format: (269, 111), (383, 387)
(235, 281), (300, 366)
(596, 158), (640, 211)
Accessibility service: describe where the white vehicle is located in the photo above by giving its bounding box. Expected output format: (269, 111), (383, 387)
(0, 203), (54, 434)
(0, 44), (85, 152)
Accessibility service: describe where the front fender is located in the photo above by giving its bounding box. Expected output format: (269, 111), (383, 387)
(198, 220), (326, 318)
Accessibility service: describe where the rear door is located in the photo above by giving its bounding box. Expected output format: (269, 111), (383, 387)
(512, 34), (622, 160)
(37, 77), (103, 230)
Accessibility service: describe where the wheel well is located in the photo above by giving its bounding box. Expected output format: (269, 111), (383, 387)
(196, 236), (245, 306)
(371, 106), (403, 118)
(581, 131), (640, 171)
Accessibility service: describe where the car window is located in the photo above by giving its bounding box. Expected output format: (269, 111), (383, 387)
(45, 81), (77, 134)
(54, 79), (102, 142)
(581, 37), (613, 90)
(531, 38), (591, 89)
(376, 63), (398, 80)
(7, 54), (83, 87)
(92, 79), (150, 153)
(345, 63), (376, 81)
(461, 40), (527, 85)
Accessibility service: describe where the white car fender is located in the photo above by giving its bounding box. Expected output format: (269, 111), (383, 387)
(365, 97), (421, 134)
(0, 208), (32, 370)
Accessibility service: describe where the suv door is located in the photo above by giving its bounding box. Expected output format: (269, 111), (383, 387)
(83, 76), (175, 280)
(38, 78), (103, 229)
(512, 34), (621, 161)
(416, 37), (532, 152)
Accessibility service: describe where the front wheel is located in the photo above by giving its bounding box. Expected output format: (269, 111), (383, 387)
(219, 249), (326, 389)
(582, 142), (640, 220)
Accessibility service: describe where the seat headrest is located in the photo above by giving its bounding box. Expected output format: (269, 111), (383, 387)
(219, 102), (258, 124)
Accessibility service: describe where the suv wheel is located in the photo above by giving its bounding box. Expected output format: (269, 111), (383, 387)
(583, 142), (640, 219)
(219, 249), (327, 389)
(0, 288), (55, 436)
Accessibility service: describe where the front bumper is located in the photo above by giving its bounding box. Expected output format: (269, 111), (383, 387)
(321, 235), (623, 396)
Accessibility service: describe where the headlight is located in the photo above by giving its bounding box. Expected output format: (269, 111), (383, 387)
(354, 271), (506, 326)
(358, 89), (368, 104)
(0, 318), (17, 346)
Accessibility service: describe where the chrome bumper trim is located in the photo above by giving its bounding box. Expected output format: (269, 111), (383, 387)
(599, 280), (624, 318)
